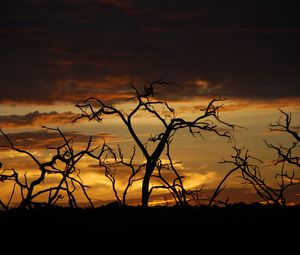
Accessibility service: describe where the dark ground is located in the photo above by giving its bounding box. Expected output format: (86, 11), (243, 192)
(1, 203), (300, 230)
(1, 203), (299, 252)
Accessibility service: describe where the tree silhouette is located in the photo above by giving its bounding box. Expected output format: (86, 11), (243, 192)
(150, 140), (188, 206)
(210, 109), (299, 206)
(88, 142), (144, 206)
(0, 126), (94, 210)
(75, 79), (236, 207)
(265, 109), (300, 169)
(220, 146), (296, 206)
(187, 185), (207, 206)
(89, 137), (189, 206)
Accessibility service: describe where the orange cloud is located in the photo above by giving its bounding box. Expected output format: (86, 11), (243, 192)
(52, 76), (143, 103)
(183, 97), (300, 113)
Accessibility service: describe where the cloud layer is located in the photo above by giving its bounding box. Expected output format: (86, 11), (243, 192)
(0, 111), (77, 128)
(1, 0), (300, 104)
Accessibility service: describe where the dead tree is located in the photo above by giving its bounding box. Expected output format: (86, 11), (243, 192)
(75, 79), (236, 206)
(0, 126), (94, 210)
(90, 138), (187, 206)
(88, 142), (145, 206)
(208, 163), (239, 207)
(186, 185), (206, 206)
(265, 109), (300, 169)
(150, 140), (188, 206)
(218, 146), (296, 206)
(208, 110), (300, 206)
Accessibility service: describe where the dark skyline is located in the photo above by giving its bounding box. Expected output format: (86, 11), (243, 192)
(1, 0), (300, 104)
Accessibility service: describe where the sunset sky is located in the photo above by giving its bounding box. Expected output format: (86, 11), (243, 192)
(1, 0), (300, 206)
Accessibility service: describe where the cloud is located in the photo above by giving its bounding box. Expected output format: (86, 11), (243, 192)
(188, 97), (300, 113)
(97, 0), (136, 12)
(1, 0), (300, 105)
(0, 111), (78, 128)
(0, 129), (113, 150)
(53, 75), (141, 103)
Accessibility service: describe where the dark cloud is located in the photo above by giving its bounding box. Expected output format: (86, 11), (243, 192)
(0, 130), (83, 149)
(1, 0), (300, 104)
(0, 129), (112, 150)
(0, 111), (78, 128)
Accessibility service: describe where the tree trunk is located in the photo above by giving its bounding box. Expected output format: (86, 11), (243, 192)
(141, 164), (154, 207)
(141, 175), (150, 207)
(141, 127), (172, 207)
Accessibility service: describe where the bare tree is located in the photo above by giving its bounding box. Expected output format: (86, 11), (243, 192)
(208, 160), (239, 207)
(75, 79), (236, 206)
(0, 126), (94, 210)
(207, 109), (300, 206)
(150, 140), (188, 206)
(89, 138), (188, 207)
(88, 142), (145, 206)
(221, 146), (297, 206)
(265, 109), (300, 169)
(186, 185), (206, 206)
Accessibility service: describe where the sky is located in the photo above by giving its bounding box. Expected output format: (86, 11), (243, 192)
(1, 0), (300, 206)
